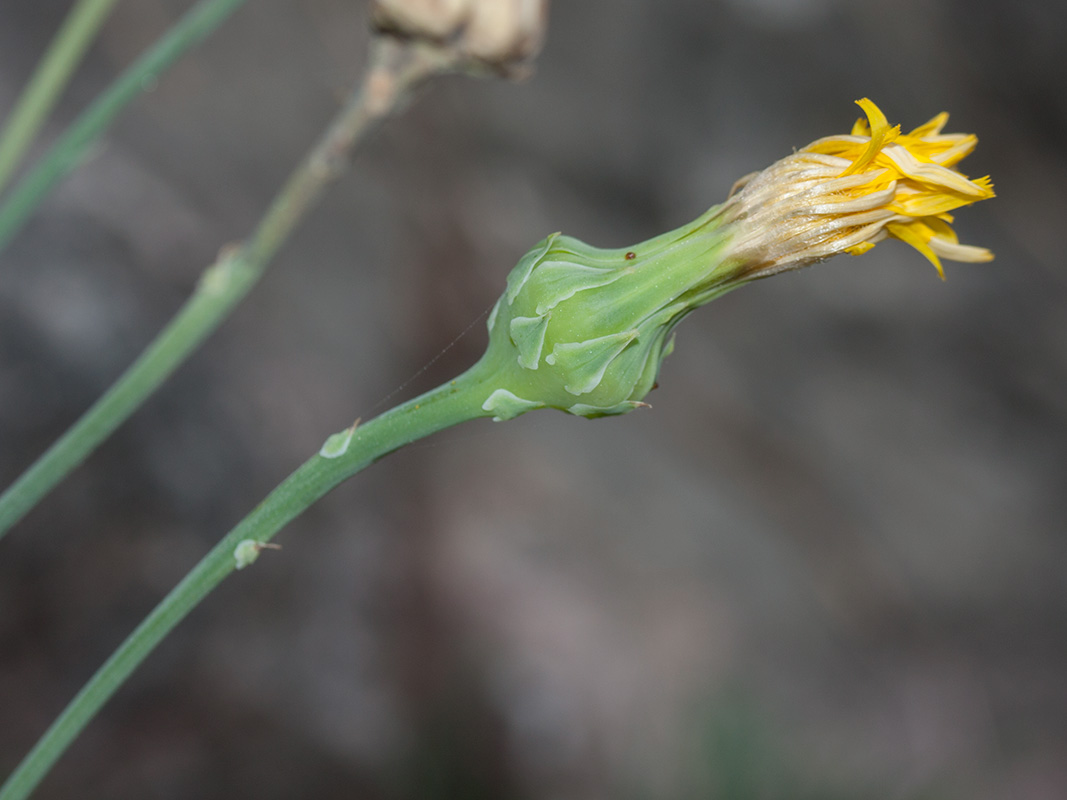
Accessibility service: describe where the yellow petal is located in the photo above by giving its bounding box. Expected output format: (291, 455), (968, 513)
(924, 216), (959, 244)
(921, 134), (978, 167)
(929, 237), (994, 263)
(907, 111), (949, 138)
(889, 190), (982, 217)
(841, 98), (900, 176)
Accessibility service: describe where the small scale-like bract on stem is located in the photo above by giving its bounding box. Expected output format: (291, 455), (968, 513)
(233, 539), (281, 570)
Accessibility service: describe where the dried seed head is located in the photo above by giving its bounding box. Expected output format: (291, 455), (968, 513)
(371, 0), (549, 75)
(463, 0), (548, 67)
(371, 0), (468, 39)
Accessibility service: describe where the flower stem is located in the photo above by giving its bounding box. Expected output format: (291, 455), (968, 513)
(0, 0), (122, 197)
(0, 0), (249, 254)
(0, 361), (496, 800)
(0, 38), (453, 543)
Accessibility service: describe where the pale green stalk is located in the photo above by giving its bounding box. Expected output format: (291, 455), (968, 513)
(0, 38), (453, 542)
(0, 361), (499, 800)
(0, 0), (122, 196)
(0, 0), (249, 255)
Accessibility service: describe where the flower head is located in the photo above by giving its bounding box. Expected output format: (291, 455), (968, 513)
(473, 99), (995, 422)
(724, 98), (995, 279)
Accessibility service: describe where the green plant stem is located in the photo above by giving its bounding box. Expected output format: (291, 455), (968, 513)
(0, 38), (453, 543)
(0, 0), (122, 196)
(0, 361), (497, 800)
(0, 0), (248, 254)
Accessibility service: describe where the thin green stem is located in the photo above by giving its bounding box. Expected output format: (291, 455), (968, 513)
(0, 362), (497, 800)
(0, 0), (248, 255)
(0, 0), (122, 196)
(0, 39), (454, 542)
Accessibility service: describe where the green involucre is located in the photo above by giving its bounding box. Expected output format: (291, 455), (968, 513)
(478, 206), (740, 419)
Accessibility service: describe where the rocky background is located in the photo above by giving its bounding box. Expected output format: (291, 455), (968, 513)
(1, 1), (1065, 798)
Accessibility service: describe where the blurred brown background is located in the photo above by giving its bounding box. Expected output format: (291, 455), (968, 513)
(1, 1), (1065, 798)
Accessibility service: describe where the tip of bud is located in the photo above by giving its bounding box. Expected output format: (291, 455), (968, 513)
(723, 98), (995, 280)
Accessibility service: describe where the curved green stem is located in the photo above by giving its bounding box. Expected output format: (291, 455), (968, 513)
(0, 0), (122, 196)
(0, 0), (249, 255)
(0, 39), (454, 542)
(0, 361), (498, 800)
